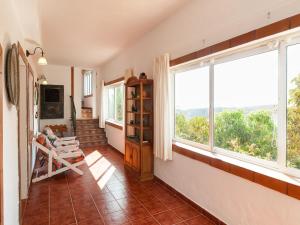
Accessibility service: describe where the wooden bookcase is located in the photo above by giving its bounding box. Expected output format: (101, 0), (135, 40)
(124, 77), (154, 181)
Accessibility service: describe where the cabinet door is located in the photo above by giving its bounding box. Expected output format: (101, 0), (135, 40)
(131, 145), (140, 172)
(125, 142), (132, 166)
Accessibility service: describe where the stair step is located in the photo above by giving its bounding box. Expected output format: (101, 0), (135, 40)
(77, 133), (106, 138)
(78, 136), (106, 142)
(76, 118), (99, 124)
(76, 124), (100, 129)
(75, 117), (107, 146)
(80, 140), (107, 148)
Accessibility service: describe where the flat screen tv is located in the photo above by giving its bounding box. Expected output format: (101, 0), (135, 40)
(40, 85), (64, 119)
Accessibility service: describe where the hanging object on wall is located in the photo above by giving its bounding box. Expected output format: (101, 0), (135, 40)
(5, 43), (20, 106)
(34, 82), (39, 105)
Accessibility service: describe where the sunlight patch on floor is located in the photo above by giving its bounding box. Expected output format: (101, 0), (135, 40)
(97, 165), (116, 189)
(85, 150), (102, 166)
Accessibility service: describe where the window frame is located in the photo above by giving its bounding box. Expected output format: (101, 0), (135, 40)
(171, 32), (300, 178)
(105, 81), (125, 126)
(83, 71), (93, 97)
(281, 36), (300, 177)
(173, 64), (211, 150)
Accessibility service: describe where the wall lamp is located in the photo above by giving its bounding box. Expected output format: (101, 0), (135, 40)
(26, 47), (48, 65)
(37, 74), (48, 85)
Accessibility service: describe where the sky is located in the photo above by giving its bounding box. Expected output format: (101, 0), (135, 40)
(175, 46), (300, 110)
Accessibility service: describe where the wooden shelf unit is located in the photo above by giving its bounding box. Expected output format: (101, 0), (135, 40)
(124, 77), (154, 181)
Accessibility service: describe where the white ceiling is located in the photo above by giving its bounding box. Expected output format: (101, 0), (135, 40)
(38, 0), (189, 67)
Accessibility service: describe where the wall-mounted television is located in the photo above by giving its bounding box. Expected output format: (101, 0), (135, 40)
(40, 85), (64, 119)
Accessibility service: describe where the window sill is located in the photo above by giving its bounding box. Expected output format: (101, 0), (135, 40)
(172, 141), (300, 200)
(105, 120), (123, 130)
(84, 94), (93, 98)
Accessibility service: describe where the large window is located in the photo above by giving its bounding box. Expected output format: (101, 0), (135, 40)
(106, 83), (124, 124)
(175, 66), (210, 147)
(173, 34), (300, 176)
(84, 71), (92, 96)
(214, 50), (278, 161)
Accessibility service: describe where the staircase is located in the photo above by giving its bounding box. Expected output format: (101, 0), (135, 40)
(81, 108), (92, 119)
(76, 119), (107, 148)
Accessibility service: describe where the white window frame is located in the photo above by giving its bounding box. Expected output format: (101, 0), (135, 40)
(173, 64), (211, 151)
(171, 31), (300, 178)
(84, 71), (92, 96)
(105, 82), (125, 125)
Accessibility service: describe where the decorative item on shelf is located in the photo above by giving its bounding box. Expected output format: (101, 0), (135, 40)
(131, 105), (138, 112)
(131, 91), (137, 98)
(26, 46), (48, 65)
(130, 120), (134, 125)
(139, 72), (147, 79)
(142, 90), (148, 98)
(5, 43), (19, 106)
(143, 117), (149, 126)
(126, 76), (139, 85)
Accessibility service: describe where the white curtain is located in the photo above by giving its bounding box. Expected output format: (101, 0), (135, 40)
(99, 80), (106, 128)
(153, 53), (172, 161)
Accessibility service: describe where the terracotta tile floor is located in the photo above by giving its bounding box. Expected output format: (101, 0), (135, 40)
(22, 146), (216, 225)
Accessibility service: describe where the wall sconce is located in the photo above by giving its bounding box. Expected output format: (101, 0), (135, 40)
(37, 74), (48, 85)
(26, 47), (48, 65)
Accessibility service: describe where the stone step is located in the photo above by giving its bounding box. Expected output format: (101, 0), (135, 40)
(80, 140), (107, 148)
(76, 119), (99, 125)
(77, 134), (106, 140)
(76, 124), (100, 130)
(76, 130), (105, 137)
(76, 133), (106, 139)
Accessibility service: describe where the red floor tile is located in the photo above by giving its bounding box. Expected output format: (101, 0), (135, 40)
(23, 145), (217, 225)
(153, 210), (184, 225)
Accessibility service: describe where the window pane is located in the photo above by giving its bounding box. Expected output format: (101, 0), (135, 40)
(108, 88), (115, 119)
(175, 66), (209, 145)
(214, 50), (278, 161)
(115, 85), (124, 123)
(287, 43), (300, 169)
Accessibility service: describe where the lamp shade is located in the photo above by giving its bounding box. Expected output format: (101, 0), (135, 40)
(38, 56), (47, 65)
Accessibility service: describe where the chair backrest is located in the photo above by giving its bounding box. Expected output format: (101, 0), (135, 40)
(43, 126), (59, 142)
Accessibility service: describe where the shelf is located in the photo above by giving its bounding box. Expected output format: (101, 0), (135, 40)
(126, 137), (151, 145)
(126, 97), (152, 100)
(127, 124), (152, 130)
(126, 111), (152, 115)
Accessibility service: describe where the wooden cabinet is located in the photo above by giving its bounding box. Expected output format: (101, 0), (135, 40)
(124, 77), (154, 181)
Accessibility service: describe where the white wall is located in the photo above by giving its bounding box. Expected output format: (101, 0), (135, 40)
(40, 65), (72, 134)
(0, 0), (40, 224)
(74, 67), (82, 118)
(101, 1), (300, 224)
